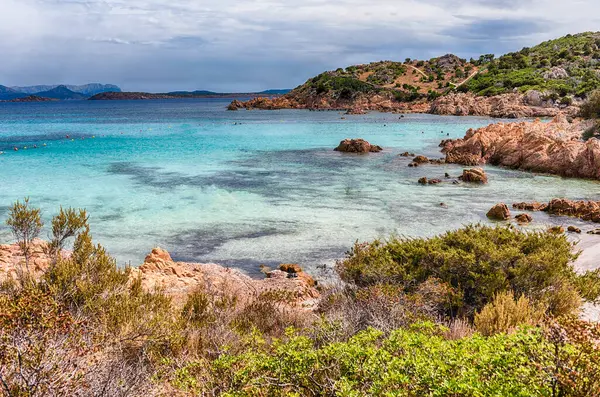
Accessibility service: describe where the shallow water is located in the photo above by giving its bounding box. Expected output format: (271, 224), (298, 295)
(1, 99), (599, 275)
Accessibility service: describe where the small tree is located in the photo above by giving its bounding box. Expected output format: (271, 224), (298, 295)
(48, 206), (88, 259)
(6, 198), (43, 272)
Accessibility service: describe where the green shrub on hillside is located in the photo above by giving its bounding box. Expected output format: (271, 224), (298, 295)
(580, 89), (600, 119)
(337, 224), (598, 317)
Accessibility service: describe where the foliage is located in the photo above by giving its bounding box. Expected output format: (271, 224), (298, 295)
(580, 89), (600, 119)
(465, 32), (600, 97)
(200, 325), (554, 396)
(2, 202), (600, 395)
(6, 197), (43, 272)
(337, 224), (597, 317)
(474, 291), (545, 336)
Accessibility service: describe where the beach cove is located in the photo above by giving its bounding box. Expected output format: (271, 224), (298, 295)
(1, 99), (600, 275)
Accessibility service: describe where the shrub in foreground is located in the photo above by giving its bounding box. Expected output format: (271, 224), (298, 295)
(337, 224), (598, 318)
(2, 201), (600, 396)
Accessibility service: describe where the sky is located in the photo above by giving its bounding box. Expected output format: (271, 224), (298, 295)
(1, 0), (599, 92)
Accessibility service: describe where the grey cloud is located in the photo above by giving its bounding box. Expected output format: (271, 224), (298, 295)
(1, 0), (599, 91)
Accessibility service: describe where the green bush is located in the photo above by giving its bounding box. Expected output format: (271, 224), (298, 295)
(201, 325), (553, 396)
(580, 90), (600, 119)
(337, 224), (597, 317)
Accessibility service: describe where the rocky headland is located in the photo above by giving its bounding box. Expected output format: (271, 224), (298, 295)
(229, 91), (574, 119)
(441, 115), (600, 179)
(227, 32), (600, 117)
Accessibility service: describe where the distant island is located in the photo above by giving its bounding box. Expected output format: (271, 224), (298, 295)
(229, 31), (600, 118)
(7, 95), (59, 103)
(88, 89), (291, 101)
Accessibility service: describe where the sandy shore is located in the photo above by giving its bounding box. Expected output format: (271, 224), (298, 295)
(572, 233), (600, 321)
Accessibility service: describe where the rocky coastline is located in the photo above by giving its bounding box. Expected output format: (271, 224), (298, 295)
(440, 115), (600, 179)
(228, 91), (577, 119)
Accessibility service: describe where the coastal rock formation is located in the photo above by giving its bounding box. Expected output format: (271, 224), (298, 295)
(227, 99), (244, 110)
(131, 249), (319, 309)
(442, 116), (600, 179)
(413, 155), (429, 164)
(512, 199), (600, 222)
(429, 92), (578, 118)
(545, 199), (600, 222)
(0, 240), (54, 282)
(568, 226), (582, 234)
(515, 213), (533, 223)
(459, 168), (488, 184)
(334, 139), (383, 153)
(487, 203), (511, 220)
(226, 96), (299, 110)
(0, 243), (320, 311)
(513, 202), (548, 211)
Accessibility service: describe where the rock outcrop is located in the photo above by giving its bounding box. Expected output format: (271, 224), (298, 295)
(513, 202), (549, 211)
(334, 139), (383, 153)
(512, 199), (600, 222)
(459, 168), (488, 184)
(0, 244), (320, 311)
(568, 226), (582, 234)
(131, 248), (319, 309)
(515, 213), (533, 223)
(430, 92), (578, 118)
(0, 240), (54, 282)
(487, 203), (511, 220)
(442, 116), (600, 179)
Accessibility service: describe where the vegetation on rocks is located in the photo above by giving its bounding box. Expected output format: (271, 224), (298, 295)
(1, 200), (600, 395)
(464, 32), (600, 98)
(237, 32), (600, 114)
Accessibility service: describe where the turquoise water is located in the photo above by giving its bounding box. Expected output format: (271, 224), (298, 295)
(1, 99), (599, 274)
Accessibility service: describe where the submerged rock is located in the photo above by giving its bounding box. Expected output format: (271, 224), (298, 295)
(460, 168), (488, 184)
(413, 155), (429, 164)
(487, 203), (511, 220)
(568, 226), (582, 234)
(515, 213), (533, 223)
(334, 139), (383, 153)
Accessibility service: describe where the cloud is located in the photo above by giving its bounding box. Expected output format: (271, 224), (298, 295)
(0, 0), (599, 91)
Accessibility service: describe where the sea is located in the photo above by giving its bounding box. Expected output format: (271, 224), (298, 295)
(1, 98), (599, 275)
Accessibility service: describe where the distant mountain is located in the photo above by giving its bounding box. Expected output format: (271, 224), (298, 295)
(10, 83), (121, 96)
(0, 85), (27, 100)
(34, 85), (88, 100)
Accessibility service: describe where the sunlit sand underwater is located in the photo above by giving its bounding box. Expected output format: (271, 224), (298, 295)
(1, 99), (599, 275)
